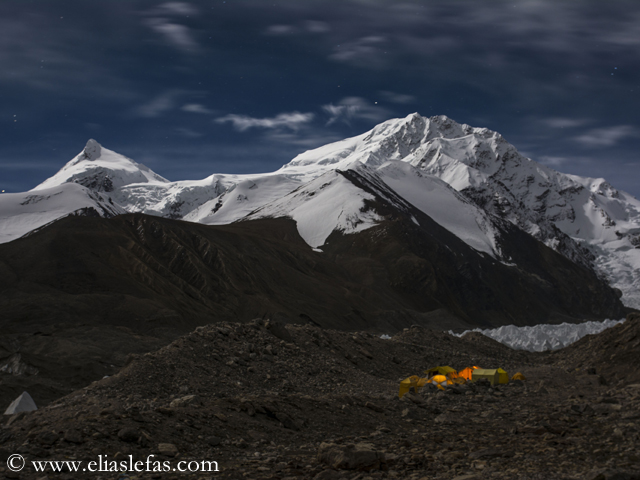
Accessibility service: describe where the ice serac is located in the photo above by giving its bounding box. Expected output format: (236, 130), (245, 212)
(452, 318), (625, 352)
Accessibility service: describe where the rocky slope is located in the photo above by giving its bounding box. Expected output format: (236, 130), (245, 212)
(1, 313), (639, 480)
(0, 206), (625, 410)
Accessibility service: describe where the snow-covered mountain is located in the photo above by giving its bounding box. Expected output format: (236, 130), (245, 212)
(5, 113), (640, 307)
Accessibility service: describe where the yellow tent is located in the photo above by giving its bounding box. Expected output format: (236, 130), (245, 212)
(429, 374), (450, 390)
(399, 375), (429, 398)
(497, 368), (509, 384)
(425, 366), (457, 378)
(511, 372), (526, 381)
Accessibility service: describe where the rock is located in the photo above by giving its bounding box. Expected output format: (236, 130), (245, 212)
(585, 468), (640, 480)
(207, 436), (222, 446)
(313, 469), (348, 479)
(276, 412), (301, 431)
(469, 448), (504, 459)
(4, 392), (37, 415)
(63, 429), (83, 444)
(317, 442), (386, 471)
(117, 428), (140, 443)
(434, 413), (463, 425)
(158, 443), (178, 457)
(264, 319), (294, 343)
(169, 395), (199, 408)
(365, 402), (384, 413)
(36, 431), (59, 446)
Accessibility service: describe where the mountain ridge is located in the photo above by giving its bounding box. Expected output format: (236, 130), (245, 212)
(5, 113), (640, 307)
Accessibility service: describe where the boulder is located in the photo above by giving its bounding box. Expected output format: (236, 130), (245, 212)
(317, 442), (386, 470)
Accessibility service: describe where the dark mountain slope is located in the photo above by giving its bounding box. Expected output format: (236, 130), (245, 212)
(0, 185), (625, 407)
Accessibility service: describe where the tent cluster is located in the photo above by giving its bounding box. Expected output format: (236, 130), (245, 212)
(399, 365), (526, 398)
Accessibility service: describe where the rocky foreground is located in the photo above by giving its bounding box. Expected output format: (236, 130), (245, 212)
(1, 314), (639, 480)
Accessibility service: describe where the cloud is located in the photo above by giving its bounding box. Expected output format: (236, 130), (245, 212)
(133, 91), (180, 118)
(265, 130), (342, 148)
(265, 25), (299, 36)
(542, 117), (591, 129)
(573, 126), (636, 148)
(539, 155), (568, 167)
(379, 90), (416, 104)
(181, 103), (214, 114)
(322, 97), (392, 126)
(329, 36), (388, 67)
(216, 112), (315, 131)
(143, 2), (200, 53)
(152, 2), (198, 16)
(146, 19), (200, 53)
(175, 127), (203, 138)
(305, 21), (330, 33)
(265, 21), (330, 36)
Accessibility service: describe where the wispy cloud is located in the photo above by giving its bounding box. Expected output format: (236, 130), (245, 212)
(181, 103), (214, 114)
(322, 97), (392, 126)
(133, 91), (180, 118)
(379, 90), (416, 104)
(216, 112), (315, 131)
(329, 36), (388, 68)
(175, 127), (203, 138)
(265, 24), (299, 36)
(573, 126), (636, 148)
(305, 21), (330, 34)
(539, 155), (568, 167)
(542, 117), (592, 129)
(265, 20), (330, 36)
(146, 19), (199, 53)
(143, 2), (200, 53)
(150, 2), (198, 16)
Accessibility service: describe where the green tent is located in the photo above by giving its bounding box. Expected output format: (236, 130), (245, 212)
(497, 368), (509, 384)
(472, 368), (500, 385)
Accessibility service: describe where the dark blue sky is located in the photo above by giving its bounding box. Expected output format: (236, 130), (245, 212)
(2, 0), (639, 196)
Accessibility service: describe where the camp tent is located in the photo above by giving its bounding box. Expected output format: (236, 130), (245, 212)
(399, 375), (429, 398)
(472, 368), (500, 386)
(511, 372), (526, 381)
(497, 368), (509, 384)
(425, 366), (457, 378)
(429, 374), (449, 390)
(457, 366), (479, 381)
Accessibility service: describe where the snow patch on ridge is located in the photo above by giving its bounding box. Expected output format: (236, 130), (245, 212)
(451, 319), (625, 352)
(245, 170), (382, 248)
(0, 183), (125, 243)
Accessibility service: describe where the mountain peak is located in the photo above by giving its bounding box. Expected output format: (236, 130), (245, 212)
(32, 141), (169, 193)
(82, 139), (102, 161)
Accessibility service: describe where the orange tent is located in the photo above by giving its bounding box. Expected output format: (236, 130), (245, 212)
(457, 366), (480, 381)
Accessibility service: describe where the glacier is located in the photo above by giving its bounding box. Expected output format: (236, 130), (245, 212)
(451, 318), (626, 352)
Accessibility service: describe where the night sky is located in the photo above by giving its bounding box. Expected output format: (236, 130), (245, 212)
(2, 1), (639, 196)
